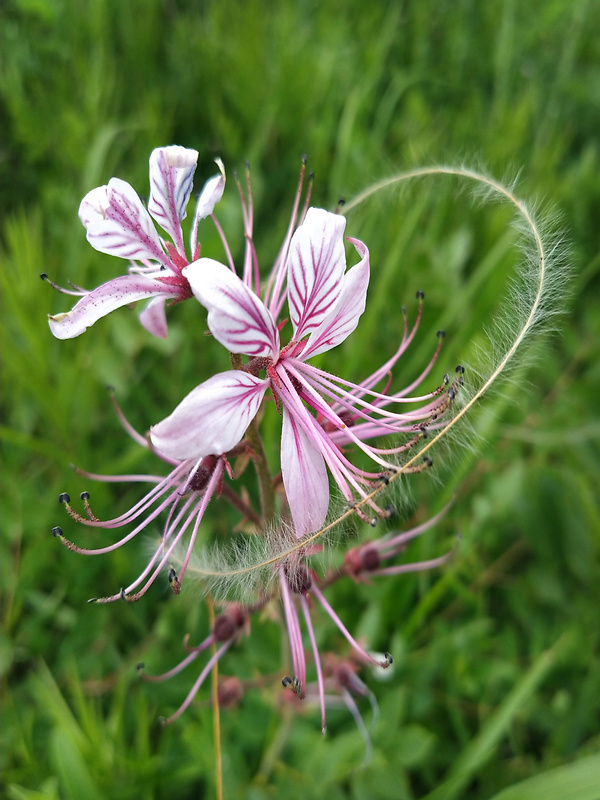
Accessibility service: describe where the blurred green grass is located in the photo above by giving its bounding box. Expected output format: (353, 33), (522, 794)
(1, 0), (599, 798)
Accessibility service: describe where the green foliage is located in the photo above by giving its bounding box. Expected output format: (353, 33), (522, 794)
(2, 0), (599, 797)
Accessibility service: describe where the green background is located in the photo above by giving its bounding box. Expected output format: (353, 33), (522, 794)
(2, 0), (599, 798)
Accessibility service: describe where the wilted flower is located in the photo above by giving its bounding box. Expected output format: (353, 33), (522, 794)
(46, 146), (225, 339)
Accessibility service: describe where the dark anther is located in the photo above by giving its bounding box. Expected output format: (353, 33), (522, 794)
(455, 365), (465, 374)
(384, 651), (394, 665)
(444, 373), (450, 385)
(52, 526), (63, 537)
(416, 290), (425, 300)
(378, 474), (390, 485)
(120, 588), (127, 601)
(308, 171), (315, 180)
(437, 329), (446, 338)
(420, 426), (428, 438)
(301, 153), (307, 165)
(449, 387), (456, 400)
(40, 273), (48, 280)
(158, 717), (167, 728)
(106, 384), (115, 393)
(337, 198), (345, 207)
(80, 491), (90, 501)
(168, 567), (178, 583)
(423, 456), (433, 467)
(58, 492), (70, 504)
(282, 676), (293, 688)
(87, 598), (98, 604)
(370, 517), (378, 527)
(385, 505), (395, 518)
(292, 676), (302, 694)
(244, 159), (250, 169)
(136, 663), (145, 671)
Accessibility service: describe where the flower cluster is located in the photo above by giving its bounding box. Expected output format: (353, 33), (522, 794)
(48, 146), (458, 750)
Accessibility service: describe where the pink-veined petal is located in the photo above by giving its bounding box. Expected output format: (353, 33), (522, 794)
(287, 208), (347, 341)
(148, 146), (198, 252)
(150, 371), (269, 460)
(281, 407), (330, 536)
(193, 158), (226, 222)
(300, 237), (370, 359)
(79, 179), (168, 264)
(183, 258), (279, 357)
(48, 275), (179, 339)
(139, 295), (168, 339)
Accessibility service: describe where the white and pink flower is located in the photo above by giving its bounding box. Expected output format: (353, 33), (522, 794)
(46, 146), (225, 339)
(151, 206), (457, 537)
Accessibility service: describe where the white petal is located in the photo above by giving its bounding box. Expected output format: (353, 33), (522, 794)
(287, 208), (347, 341)
(301, 237), (370, 359)
(150, 371), (269, 460)
(193, 158), (226, 221)
(48, 275), (176, 339)
(184, 258), (279, 357)
(79, 179), (168, 264)
(148, 146), (198, 249)
(281, 407), (330, 536)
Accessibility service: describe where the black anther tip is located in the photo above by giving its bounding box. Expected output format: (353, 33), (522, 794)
(282, 676), (293, 688)
(106, 384), (115, 393)
(52, 526), (63, 537)
(80, 491), (90, 501)
(420, 426), (428, 438)
(40, 273), (48, 280)
(384, 651), (393, 664)
(136, 662), (145, 671)
(437, 329), (445, 338)
(87, 598), (98, 604)
(449, 387), (456, 400)
(301, 153), (307, 165)
(416, 290), (425, 300)
(370, 517), (378, 528)
(308, 170), (315, 180)
(58, 492), (70, 504)
(424, 456), (433, 467)
(337, 198), (345, 207)
(444, 373), (450, 385)
(385, 505), (395, 518)
(455, 365), (465, 374)
(120, 588), (127, 601)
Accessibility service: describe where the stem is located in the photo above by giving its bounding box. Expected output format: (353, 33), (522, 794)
(207, 595), (223, 800)
(245, 416), (276, 526)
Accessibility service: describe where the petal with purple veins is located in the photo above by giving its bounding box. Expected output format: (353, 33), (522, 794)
(184, 258), (279, 357)
(301, 237), (370, 360)
(148, 146), (198, 254)
(150, 371), (269, 460)
(79, 179), (169, 265)
(287, 208), (347, 342)
(48, 275), (179, 339)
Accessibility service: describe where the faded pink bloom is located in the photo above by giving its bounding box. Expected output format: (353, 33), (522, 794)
(46, 146), (225, 339)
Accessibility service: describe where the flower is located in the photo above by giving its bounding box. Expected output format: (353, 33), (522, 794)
(46, 146), (225, 339)
(150, 207), (459, 536)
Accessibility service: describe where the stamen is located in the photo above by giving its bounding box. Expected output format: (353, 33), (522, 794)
(80, 491), (98, 521)
(168, 567), (181, 595)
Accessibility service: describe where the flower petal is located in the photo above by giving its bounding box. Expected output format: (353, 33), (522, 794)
(287, 208), (347, 341)
(150, 371), (269, 460)
(184, 258), (279, 357)
(300, 237), (370, 359)
(79, 179), (168, 265)
(281, 406), (330, 536)
(139, 296), (168, 339)
(148, 146), (198, 252)
(48, 275), (178, 339)
(193, 158), (226, 222)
